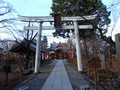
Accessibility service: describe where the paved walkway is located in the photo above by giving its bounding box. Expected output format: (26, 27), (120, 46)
(41, 60), (73, 90)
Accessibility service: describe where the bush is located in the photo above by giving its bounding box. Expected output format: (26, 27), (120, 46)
(22, 69), (34, 76)
(97, 69), (117, 82)
(111, 78), (120, 89)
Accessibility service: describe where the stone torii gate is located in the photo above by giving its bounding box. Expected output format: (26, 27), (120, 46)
(18, 15), (96, 73)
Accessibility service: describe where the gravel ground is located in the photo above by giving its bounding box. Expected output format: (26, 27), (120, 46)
(64, 60), (104, 90)
(13, 59), (104, 90)
(14, 60), (57, 90)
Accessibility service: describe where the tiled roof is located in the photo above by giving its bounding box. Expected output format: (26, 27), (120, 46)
(48, 43), (59, 51)
(48, 42), (70, 51)
(10, 40), (44, 53)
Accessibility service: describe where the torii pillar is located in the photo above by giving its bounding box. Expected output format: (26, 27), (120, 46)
(34, 21), (43, 73)
(74, 20), (83, 72)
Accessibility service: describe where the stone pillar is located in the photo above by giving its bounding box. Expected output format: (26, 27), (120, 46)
(74, 20), (83, 72)
(115, 33), (120, 78)
(34, 21), (43, 73)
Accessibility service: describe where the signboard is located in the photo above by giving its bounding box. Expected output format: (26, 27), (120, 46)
(4, 65), (11, 73)
(88, 57), (101, 68)
(54, 14), (61, 28)
(70, 50), (74, 59)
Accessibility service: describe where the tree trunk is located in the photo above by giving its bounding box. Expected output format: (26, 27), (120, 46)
(24, 48), (31, 69)
(83, 38), (89, 62)
(83, 38), (90, 75)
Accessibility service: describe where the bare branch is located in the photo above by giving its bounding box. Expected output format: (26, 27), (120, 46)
(0, 7), (12, 16)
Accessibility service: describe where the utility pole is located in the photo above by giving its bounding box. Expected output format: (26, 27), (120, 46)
(115, 33), (120, 78)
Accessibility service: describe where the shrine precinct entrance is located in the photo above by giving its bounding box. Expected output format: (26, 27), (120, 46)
(18, 14), (96, 73)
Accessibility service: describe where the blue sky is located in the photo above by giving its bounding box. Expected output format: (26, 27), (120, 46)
(5, 0), (52, 16)
(102, 0), (120, 40)
(2, 0), (66, 44)
(1, 0), (120, 42)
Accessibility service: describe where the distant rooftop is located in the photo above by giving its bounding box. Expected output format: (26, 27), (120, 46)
(48, 42), (70, 51)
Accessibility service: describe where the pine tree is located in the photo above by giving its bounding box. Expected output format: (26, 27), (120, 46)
(51, 0), (115, 46)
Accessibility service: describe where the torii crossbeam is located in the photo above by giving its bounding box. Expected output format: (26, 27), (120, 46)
(24, 25), (93, 30)
(18, 14), (97, 22)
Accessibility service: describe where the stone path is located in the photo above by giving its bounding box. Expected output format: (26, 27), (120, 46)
(41, 60), (72, 90)
(14, 60), (57, 90)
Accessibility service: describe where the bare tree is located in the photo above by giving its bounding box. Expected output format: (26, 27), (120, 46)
(0, 0), (22, 42)
(106, 0), (120, 36)
(0, 0), (38, 70)
(0, 0), (16, 29)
